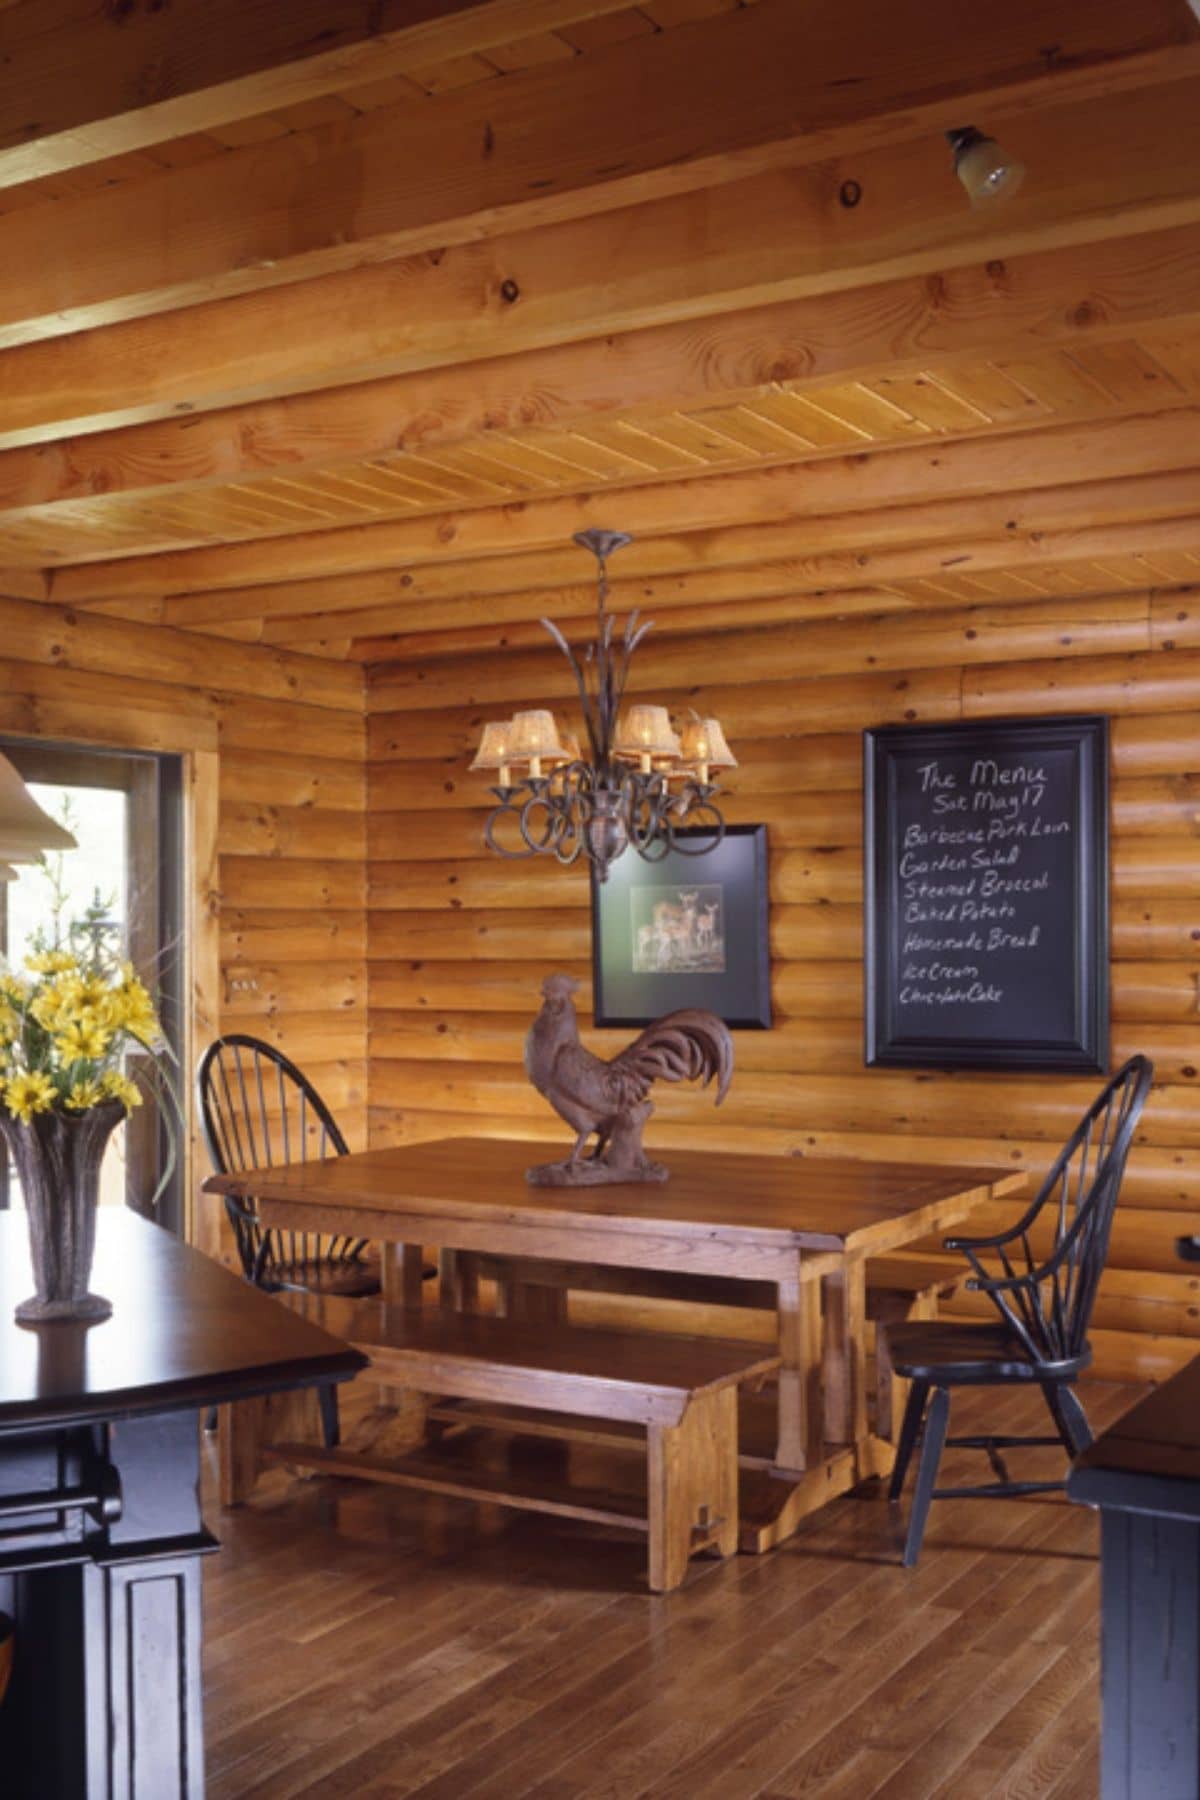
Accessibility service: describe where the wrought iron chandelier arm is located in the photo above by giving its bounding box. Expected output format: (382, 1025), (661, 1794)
(476, 528), (730, 882)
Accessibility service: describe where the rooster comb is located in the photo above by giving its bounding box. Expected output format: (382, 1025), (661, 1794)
(541, 973), (581, 1000)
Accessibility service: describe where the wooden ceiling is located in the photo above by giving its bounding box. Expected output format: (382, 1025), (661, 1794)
(3, 0), (1200, 665)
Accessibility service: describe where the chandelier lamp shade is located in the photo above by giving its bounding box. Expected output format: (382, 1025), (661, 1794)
(469, 530), (735, 882)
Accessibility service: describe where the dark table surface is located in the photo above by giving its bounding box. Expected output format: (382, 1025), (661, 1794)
(0, 1207), (366, 1433)
(1068, 1352), (1200, 1515)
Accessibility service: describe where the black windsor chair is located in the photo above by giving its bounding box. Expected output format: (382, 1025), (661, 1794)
(198, 1034), (383, 1447)
(883, 1054), (1154, 1567)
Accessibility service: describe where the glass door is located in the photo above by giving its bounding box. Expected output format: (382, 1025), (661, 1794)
(0, 741), (185, 1232)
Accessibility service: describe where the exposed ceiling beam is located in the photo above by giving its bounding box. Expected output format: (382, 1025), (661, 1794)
(38, 322), (1200, 605)
(0, 0), (638, 187)
(57, 410), (1200, 610)
(2, 58), (1200, 378)
(360, 583), (1176, 710)
(6, 203), (1200, 480)
(348, 571), (1200, 663)
(2, 0), (1198, 345)
(150, 485), (1200, 641)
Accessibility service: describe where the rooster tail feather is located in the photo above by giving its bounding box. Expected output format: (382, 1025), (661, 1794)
(616, 1010), (734, 1107)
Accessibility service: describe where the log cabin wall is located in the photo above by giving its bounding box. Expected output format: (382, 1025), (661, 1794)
(366, 590), (1200, 1384)
(0, 583), (369, 1167)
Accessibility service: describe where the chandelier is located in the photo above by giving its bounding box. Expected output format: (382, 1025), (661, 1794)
(469, 529), (735, 883)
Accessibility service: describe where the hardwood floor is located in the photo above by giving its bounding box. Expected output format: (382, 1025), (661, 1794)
(201, 1380), (1136, 1798)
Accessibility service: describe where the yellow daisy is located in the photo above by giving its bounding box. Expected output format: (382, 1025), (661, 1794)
(65, 1077), (106, 1112)
(5, 1071), (58, 1123)
(55, 1017), (113, 1063)
(100, 1070), (142, 1112)
(24, 949), (77, 976)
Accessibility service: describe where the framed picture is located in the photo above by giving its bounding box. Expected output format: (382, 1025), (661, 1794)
(864, 714), (1109, 1072)
(591, 824), (772, 1029)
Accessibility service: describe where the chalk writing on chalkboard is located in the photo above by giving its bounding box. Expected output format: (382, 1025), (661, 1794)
(865, 717), (1108, 1072)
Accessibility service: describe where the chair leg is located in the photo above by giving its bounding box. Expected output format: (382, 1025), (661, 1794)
(317, 1383), (340, 1449)
(1044, 1382), (1093, 1458)
(903, 1385), (950, 1568)
(888, 1378), (929, 1501)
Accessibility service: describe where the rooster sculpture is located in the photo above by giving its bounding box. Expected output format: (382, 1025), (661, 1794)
(524, 973), (734, 1186)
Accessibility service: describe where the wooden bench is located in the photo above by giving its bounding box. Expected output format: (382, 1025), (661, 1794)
(232, 1298), (780, 1593)
(464, 1251), (964, 1443)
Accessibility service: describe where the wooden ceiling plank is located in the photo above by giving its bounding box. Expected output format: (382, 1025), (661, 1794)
(862, 374), (992, 433)
(920, 361), (1053, 425)
(1064, 339), (1190, 404)
(45, 403), (1200, 602)
(0, 0), (643, 184)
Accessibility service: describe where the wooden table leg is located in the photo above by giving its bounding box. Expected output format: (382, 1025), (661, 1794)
(439, 1248), (479, 1311)
(381, 1241), (426, 1305)
(822, 1261), (867, 1449)
(774, 1271), (823, 1474)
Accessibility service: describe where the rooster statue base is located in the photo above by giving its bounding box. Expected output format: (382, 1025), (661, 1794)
(524, 973), (734, 1187)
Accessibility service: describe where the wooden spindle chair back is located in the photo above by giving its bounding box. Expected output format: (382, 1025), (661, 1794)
(947, 1054), (1154, 1374)
(197, 1034), (367, 1290)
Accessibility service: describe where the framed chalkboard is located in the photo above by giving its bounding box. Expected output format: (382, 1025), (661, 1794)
(865, 715), (1109, 1072)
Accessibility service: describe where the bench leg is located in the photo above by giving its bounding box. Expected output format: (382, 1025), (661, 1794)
(646, 1387), (739, 1594)
(219, 1387), (324, 1507)
(872, 1289), (937, 1444)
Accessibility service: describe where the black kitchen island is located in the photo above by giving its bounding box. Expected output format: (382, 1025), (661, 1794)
(1068, 1354), (1200, 1800)
(0, 1208), (366, 1798)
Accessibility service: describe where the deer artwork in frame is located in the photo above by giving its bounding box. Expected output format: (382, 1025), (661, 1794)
(524, 974), (734, 1186)
(591, 823), (772, 1030)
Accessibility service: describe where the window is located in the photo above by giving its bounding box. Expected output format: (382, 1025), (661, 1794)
(0, 741), (185, 1232)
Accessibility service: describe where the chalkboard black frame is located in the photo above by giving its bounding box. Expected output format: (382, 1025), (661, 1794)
(864, 715), (1109, 1073)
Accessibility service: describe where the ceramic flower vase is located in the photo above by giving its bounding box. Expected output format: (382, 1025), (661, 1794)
(3, 1099), (124, 1325)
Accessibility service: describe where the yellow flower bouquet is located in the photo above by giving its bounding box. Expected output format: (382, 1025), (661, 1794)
(1, 937), (178, 1326)
(0, 950), (162, 1123)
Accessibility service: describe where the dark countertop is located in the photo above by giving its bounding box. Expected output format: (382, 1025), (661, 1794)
(1068, 1353), (1200, 1519)
(0, 1207), (366, 1433)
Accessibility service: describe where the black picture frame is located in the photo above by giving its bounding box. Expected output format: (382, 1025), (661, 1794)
(591, 824), (772, 1029)
(864, 714), (1109, 1073)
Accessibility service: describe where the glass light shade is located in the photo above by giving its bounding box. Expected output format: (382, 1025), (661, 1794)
(615, 704), (680, 759)
(508, 710), (567, 761)
(469, 720), (515, 771)
(953, 132), (1025, 207)
(681, 716), (737, 771)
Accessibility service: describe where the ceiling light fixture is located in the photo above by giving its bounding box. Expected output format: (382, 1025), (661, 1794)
(946, 125), (1026, 207)
(470, 530), (734, 883)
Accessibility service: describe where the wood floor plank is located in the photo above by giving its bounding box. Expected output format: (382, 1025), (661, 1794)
(198, 1381), (1136, 1798)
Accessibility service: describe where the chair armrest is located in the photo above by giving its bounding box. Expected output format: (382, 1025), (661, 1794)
(943, 1181), (1050, 1255)
(221, 1191), (260, 1227)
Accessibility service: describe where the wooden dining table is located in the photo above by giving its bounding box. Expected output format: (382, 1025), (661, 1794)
(205, 1135), (1026, 1550)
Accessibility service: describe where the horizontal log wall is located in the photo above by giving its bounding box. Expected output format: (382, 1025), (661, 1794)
(0, 589), (369, 1196)
(367, 586), (1200, 1383)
